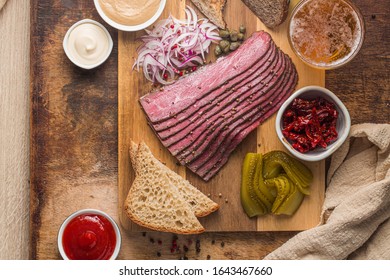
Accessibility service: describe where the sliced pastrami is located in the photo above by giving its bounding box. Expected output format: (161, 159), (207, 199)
(185, 56), (293, 172)
(199, 66), (298, 180)
(140, 31), (272, 123)
(157, 45), (279, 147)
(152, 43), (276, 133)
(171, 50), (286, 161)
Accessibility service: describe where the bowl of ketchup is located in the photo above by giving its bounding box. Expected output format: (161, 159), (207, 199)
(58, 209), (121, 260)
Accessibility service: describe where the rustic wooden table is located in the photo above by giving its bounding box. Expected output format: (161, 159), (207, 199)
(1, 0), (388, 259)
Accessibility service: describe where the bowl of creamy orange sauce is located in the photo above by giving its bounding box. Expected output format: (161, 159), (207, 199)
(94, 0), (166, 31)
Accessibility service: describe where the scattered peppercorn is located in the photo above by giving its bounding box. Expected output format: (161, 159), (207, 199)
(157, 252), (161, 257)
(195, 239), (201, 253)
(207, 255), (211, 260)
(221, 241), (225, 247)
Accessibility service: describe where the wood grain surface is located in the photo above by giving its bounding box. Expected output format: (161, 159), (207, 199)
(27, 0), (389, 260)
(118, 0), (325, 234)
(0, 0), (30, 260)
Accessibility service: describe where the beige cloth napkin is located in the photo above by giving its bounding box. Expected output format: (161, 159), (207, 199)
(264, 123), (390, 260)
(0, 0), (7, 11)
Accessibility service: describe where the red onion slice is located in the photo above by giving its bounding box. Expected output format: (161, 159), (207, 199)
(133, 6), (221, 85)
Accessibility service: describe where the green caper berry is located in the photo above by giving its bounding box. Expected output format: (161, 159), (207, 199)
(230, 42), (240, 51)
(219, 29), (230, 38)
(230, 30), (239, 42)
(223, 46), (230, 54)
(239, 25), (246, 34)
(237, 33), (245, 41)
(214, 45), (222, 56)
(219, 40), (230, 49)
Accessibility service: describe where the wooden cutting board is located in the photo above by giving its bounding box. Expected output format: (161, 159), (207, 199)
(118, 0), (325, 233)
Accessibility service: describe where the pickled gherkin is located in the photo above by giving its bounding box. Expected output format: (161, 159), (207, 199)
(240, 153), (267, 217)
(253, 156), (275, 211)
(263, 151), (312, 195)
(240, 150), (313, 218)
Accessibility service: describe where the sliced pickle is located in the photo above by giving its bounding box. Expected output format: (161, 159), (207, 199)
(241, 150), (313, 218)
(240, 153), (267, 217)
(273, 182), (304, 215)
(263, 151), (313, 195)
(267, 175), (291, 213)
(253, 154), (275, 212)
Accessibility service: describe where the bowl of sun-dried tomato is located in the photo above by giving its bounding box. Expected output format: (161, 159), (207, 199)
(276, 86), (351, 161)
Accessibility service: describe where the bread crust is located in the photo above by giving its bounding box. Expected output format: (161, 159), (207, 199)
(128, 141), (219, 217)
(191, 0), (227, 29)
(125, 140), (218, 234)
(242, 0), (289, 28)
(125, 204), (205, 234)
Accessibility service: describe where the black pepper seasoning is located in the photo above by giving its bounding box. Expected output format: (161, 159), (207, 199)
(195, 239), (201, 253)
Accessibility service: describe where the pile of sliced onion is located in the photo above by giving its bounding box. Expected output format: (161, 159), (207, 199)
(133, 6), (221, 85)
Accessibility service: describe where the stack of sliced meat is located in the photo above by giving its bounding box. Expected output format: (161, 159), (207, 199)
(140, 31), (298, 181)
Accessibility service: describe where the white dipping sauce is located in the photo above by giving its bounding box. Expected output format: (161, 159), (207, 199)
(64, 20), (112, 68)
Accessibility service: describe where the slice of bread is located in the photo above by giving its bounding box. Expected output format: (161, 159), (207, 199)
(129, 141), (139, 174)
(191, 0), (227, 29)
(242, 0), (290, 28)
(125, 173), (205, 234)
(130, 141), (219, 217)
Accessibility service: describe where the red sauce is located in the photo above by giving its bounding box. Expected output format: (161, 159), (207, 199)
(62, 214), (116, 260)
(282, 97), (339, 153)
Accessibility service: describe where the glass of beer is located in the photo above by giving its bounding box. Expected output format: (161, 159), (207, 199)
(288, 0), (365, 69)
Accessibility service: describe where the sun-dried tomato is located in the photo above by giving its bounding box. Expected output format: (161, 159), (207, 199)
(282, 97), (339, 153)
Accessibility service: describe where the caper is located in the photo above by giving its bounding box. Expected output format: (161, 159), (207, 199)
(214, 45), (222, 56)
(230, 42), (240, 51)
(219, 40), (230, 49)
(219, 29), (230, 38)
(239, 25), (246, 34)
(237, 33), (245, 41)
(230, 30), (239, 42)
(223, 46), (230, 54)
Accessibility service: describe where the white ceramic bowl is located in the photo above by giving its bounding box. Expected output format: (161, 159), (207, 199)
(58, 209), (121, 260)
(93, 0), (166, 31)
(63, 19), (113, 69)
(276, 86), (351, 162)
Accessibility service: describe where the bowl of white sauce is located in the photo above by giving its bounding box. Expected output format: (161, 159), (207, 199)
(94, 0), (166, 32)
(63, 19), (113, 70)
